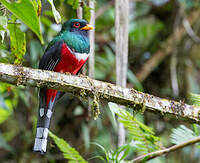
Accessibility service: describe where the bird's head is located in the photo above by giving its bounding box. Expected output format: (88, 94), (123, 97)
(60, 19), (93, 36)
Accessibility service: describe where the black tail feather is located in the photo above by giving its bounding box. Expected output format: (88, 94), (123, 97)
(33, 89), (64, 154)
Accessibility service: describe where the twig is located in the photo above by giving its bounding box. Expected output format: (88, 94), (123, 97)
(0, 63), (200, 123)
(183, 18), (200, 43)
(132, 136), (200, 162)
(7, 22), (21, 25)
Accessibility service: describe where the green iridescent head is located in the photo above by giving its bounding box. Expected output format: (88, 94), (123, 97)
(60, 19), (93, 33)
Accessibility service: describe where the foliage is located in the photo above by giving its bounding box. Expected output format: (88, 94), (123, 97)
(83, 5), (91, 21)
(188, 93), (200, 107)
(49, 131), (88, 163)
(67, 0), (91, 21)
(47, 0), (61, 24)
(0, 83), (18, 124)
(108, 102), (161, 154)
(8, 21), (26, 64)
(170, 125), (196, 145)
(67, 0), (79, 10)
(91, 142), (133, 163)
(0, 0), (43, 43)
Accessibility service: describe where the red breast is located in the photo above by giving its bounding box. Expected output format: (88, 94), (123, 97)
(46, 43), (89, 107)
(54, 43), (88, 75)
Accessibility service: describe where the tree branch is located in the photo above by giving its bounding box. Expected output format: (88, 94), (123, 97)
(132, 136), (200, 162)
(0, 63), (200, 123)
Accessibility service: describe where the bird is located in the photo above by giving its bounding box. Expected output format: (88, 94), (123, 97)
(33, 19), (93, 154)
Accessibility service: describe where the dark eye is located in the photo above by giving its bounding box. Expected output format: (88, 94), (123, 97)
(73, 22), (80, 28)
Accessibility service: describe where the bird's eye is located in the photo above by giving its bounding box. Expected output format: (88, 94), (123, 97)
(73, 22), (80, 28)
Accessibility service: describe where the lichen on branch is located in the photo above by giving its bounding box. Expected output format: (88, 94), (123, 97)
(0, 62), (200, 123)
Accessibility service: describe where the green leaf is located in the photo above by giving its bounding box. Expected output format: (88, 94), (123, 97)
(0, 108), (11, 124)
(108, 102), (161, 154)
(0, 16), (7, 30)
(0, 98), (14, 124)
(193, 124), (200, 136)
(83, 5), (91, 21)
(82, 123), (90, 150)
(0, 133), (14, 152)
(107, 102), (120, 129)
(0, 16), (7, 42)
(0, 0), (43, 43)
(188, 93), (200, 106)
(49, 131), (88, 163)
(8, 23), (26, 64)
(47, 0), (61, 24)
(170, 125), (195, 145)
(67, 0), (79, 9)
(91, 142), (109, 162)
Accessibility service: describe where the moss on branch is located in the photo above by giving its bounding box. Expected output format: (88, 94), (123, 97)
(0, 63), (200, 123)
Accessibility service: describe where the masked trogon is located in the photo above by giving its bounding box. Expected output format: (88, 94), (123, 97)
(33, 19), (93, 154)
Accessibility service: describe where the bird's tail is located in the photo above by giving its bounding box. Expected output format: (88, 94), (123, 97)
(33, 89), (62, 154)
(33, 104), (53, 154)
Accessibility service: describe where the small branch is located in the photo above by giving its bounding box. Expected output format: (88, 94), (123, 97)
(183, 18), (200, 43)
(132, 136), (200, 162)
(0, 63), (200, 123)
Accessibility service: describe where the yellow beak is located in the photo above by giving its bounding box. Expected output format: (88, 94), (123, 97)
(81, 24), (94, 30)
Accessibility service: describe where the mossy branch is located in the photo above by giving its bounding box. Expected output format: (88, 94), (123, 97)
(0, 62), (200, 123)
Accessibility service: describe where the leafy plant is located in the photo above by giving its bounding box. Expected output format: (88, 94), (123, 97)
(8, 20), (26, 65)
(170, 93), (200, 145)
(91, 142), (132, 163)
(108, 102), (162, 154)
(170, 93), (200, 146)
(49, 131), (88, 163)
(170, 125), (196, 145)
(0, 0), (43, 43)
(188, 93), (200, 107)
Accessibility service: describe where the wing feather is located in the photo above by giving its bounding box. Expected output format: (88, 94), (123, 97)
(39, 40), (64, 70)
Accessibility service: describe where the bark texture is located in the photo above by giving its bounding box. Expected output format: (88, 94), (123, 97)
(0, 63), (199, 123)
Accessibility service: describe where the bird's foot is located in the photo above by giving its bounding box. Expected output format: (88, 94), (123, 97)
(64, 72), (71, 75)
